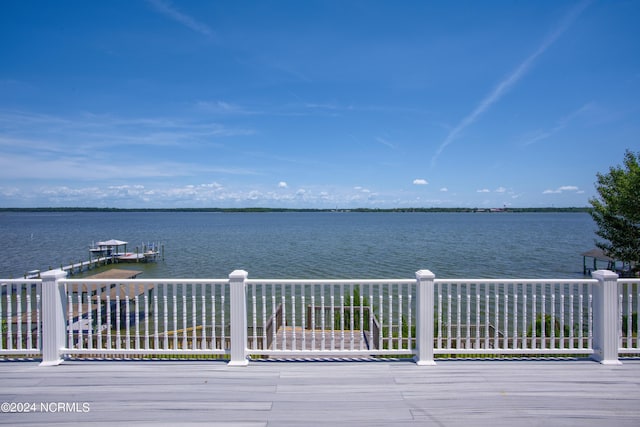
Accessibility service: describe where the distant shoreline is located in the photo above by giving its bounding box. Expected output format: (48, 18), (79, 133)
(0, 207), (591, 213)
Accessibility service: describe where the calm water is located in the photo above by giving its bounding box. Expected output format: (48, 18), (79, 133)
(0, 211), (597, 280)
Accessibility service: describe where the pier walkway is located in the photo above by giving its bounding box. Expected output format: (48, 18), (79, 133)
(1, 358), (640, 426)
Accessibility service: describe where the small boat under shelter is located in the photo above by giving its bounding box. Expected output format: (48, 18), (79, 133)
(90, 239), (161, 263)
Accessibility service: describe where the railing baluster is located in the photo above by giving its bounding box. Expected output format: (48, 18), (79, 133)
(588, 288), (593, 350)
(550, 291), (556, 349)
(271, 285), (277, 351)
(163, 284), (169, 350)
(578, 287), (584, 349)
(301, 285), (306, 351)
(407, 283), (412, 351)
(88, 284), (93, 350)
(36, 291), (41, 353)
(152, 285), (158, 350)
(115, 288), (121, 350)
(465, 284), (470, 349)
(437, 283), (442, 349)
(484, 283), (490, 349)
(16, 289), (22, 350)
(96, 284), (102, 350)
(280, 284), (286, 350)
(627, 285), (633, 349)
(7, 285), (13, 350)
(330, 284), (335, 350)
(144, 284), (149, 350)
(398, 284), (403, 351)
(339, 283), (344, 351)
(503, 287), (508, 350)
(191, 284), (197, 350)
(181, 284), (187, 350)
(200, 284), (206, 350)
(368, 284), (373, 351)
(67, 288), (73, 350)
(569, 285), (575, 350)
(636, 284), (640, 350)
(378, 285), (384, 350)
(291, 284), (297, 351)
(475, 284), (480, 350)
(106, 289), (112, 350)
(26, 285), (32, 350)
(221, 286), (226, 350)
(311, 287), (316, 351)
(522, 285), (527, 350)
(560, 288), (565, 349)
(125, 283), (131, 350)
(211, 285), (217, 350)
(512, 285), (518, 350)
(446, 284), (451, 349)
(251, 283), (257, 350)
(0, 285), (4, 351)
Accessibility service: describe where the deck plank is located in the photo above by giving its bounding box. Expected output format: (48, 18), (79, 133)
(1, 359), (639, 426)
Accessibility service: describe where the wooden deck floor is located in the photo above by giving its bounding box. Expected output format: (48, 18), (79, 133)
(1, 358), (640, 426)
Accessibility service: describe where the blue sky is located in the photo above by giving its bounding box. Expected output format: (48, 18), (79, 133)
(0, 0), (638, 208)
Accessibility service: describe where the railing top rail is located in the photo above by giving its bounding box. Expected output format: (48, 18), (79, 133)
(1, 279), (42, 284)
(62, 278), (229, 285)
(435, 278), (598, 285)
(618, 278), (640, 284)
(246, 278), (416, 285)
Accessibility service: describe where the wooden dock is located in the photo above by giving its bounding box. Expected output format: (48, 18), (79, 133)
(0, 359), (639, 426)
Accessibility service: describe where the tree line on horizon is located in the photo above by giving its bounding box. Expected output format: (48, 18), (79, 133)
(0, 207), (591, 213)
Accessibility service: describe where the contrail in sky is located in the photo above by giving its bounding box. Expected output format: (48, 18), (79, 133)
(146, 0), (214, 37)
(431, 0), (591, 167)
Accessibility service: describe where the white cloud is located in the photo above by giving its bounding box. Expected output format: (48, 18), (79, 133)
(413, 179), (428, 185)
(543, 185), (580, 194)
(278, 181), (288, 188)
(440, 187), (448, 192)
(477, 189), (490, 193)
(495, 187), (506, 193)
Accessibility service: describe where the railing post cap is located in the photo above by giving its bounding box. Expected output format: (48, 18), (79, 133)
(415, 269), (435, 280)
(591, 269), (619, 280)
(40, 269), (67, 280)
(229, 270), (248, 280)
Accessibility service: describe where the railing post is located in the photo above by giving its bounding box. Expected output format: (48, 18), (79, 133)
(591, 270), (621, 365)
(39, 269), (68, 366)
(415, 269), (436, 366)
(228, 270), (249, 366)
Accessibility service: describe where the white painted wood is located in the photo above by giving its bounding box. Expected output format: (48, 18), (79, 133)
(5, 271), (638, 365)
(592, 270), (622, 364)
(228, 270), (249, 366)
(415, 270), (435, 365)
(39, 269), (67, 366)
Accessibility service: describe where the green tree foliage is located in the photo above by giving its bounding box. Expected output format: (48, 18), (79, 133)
(589, 150), (640, 267)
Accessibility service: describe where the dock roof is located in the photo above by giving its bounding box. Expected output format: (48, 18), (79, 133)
(581, 247), (614, 261)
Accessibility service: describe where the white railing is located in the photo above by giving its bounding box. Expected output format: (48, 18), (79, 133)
(0, 279), (41, 356)
(434, 279), (594, 355)
(619, 278), (640, 354)
(62, 279), (229, 357)
(0, 269), (632, 365)
(245, 279), (416, 358)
